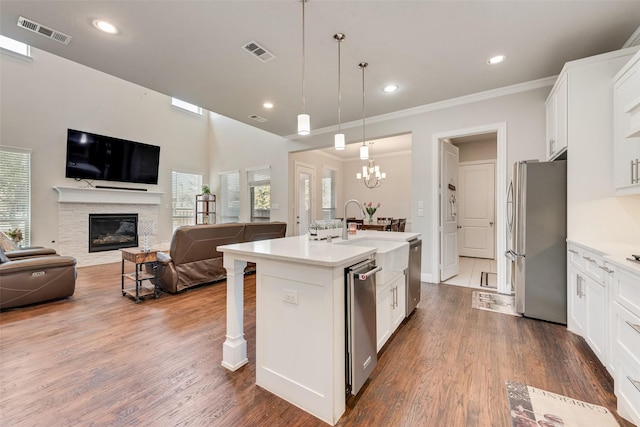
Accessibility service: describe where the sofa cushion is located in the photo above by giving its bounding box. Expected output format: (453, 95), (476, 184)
(170, 223), (246, 265)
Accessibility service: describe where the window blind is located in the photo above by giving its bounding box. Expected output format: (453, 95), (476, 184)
(220, 171), (240, 223)
(172, 170), (202, 230)
(0, 147), (31, 245)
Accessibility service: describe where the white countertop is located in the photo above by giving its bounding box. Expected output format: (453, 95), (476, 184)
(567, 239), (640, 275)
(218, 231), (420, 268)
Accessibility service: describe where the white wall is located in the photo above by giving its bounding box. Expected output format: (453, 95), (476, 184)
(0, 47), (210, 253)
(208, 113), (289, 225)
(286, 86), (550, 281)
(457, 138), (497, 162)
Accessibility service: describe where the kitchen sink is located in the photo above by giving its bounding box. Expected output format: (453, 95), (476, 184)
(336, 238), (409, 284)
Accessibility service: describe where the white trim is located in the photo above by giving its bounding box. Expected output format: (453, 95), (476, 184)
(431, 123), (508, 294)
(286, 77), (553, 139)
(53, 186), (164, 205)
(0, 145), (32, 154)
(245, 165), (271, 172)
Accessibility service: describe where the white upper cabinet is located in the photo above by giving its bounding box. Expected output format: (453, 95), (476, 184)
(613, 49), (640, 195)
(546, 73), (568, 160)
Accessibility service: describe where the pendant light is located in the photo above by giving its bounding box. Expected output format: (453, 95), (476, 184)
(297, 0), (310, 135)
(334, 33), (345, 150)
(358, 62), (369, 160)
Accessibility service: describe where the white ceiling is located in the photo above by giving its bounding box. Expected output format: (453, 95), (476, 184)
(1, 1), (639, 140)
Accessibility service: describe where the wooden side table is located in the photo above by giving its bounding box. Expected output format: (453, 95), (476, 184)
(121, 248), (159, 303)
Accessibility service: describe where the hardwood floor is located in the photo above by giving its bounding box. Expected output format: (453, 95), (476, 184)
(0, 263), (632, 426)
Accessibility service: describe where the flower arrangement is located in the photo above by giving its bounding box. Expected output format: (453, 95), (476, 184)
(364, 202), (381, 221)
(308, 220), (343, 240)
(7, 228), (23, 243)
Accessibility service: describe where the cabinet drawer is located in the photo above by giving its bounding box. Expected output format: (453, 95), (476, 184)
(581, 249), (606, 283)
(616, 354), (640, 426)
(567, 246), (584, 269)
(612, 266), (640, 317)
(613, 302), (640, 367)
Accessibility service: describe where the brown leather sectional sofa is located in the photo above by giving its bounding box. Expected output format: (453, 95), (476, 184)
(155, 222), (287, 293)
(0, 247), (77, 310)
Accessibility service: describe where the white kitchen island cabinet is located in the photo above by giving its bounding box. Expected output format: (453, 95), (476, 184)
(218, 231), (419, 425)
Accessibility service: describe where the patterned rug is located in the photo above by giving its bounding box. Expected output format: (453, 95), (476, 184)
(471, 291), (521, 317)
(505, 380), (619, 426)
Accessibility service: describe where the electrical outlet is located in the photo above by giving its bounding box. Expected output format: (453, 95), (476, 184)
(282, 289), (298, 305)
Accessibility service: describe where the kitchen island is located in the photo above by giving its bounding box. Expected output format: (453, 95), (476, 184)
(218, 230), (419, 425)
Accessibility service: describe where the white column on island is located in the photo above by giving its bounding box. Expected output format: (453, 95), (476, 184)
(221, 256), (249, 371)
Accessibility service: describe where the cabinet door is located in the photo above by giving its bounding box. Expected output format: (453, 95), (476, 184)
(376, 283), (392, 352)
(568, 266), (586, 335)
(546, 74), (568, 160)
(585, 274), (608, 365)
(614, 58), (640, 194)
(391, 275), (406, 331)
(555, 75), (568, 155)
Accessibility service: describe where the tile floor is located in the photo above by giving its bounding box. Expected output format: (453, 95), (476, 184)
(442, 256), (497, 288)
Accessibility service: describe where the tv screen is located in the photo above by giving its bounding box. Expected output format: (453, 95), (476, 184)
(65, 129), (160, 185)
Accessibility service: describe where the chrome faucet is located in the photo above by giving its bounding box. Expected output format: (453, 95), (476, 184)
(342, 199), (366, 240)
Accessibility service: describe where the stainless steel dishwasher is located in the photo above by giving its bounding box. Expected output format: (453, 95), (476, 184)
(406, 238), (422, 315)
(345, 259), (380, 397)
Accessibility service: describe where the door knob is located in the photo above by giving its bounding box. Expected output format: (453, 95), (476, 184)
(489, 222), (494, 226)
(457, 225), (462, 229)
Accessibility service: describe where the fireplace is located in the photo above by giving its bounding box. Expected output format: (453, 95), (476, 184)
(89, 213), (138, 252)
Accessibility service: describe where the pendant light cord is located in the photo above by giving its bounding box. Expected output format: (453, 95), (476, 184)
(360, 62), (367, 148)
(301, 0), (306, 114)
(337, 36), (342, 132)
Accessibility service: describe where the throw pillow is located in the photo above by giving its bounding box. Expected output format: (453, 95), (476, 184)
(0, 246), (9, 263)
(0, 231), (18, 251)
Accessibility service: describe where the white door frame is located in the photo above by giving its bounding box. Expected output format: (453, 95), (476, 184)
(294, 161), (316, 236)
(431, 122), (509, 294)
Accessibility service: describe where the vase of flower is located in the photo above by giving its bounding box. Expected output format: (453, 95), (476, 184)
(364, 202), (380, 224)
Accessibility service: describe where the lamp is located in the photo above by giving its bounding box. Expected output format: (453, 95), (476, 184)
(297, 0), (310, 135)
(138, 220), (155, 252)
(358, 62), (369, 160)
(334, 33), (345, 150)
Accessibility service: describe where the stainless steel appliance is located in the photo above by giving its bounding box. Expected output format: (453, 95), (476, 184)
(345, 259), (379, 396)
(505, 160), (567, 324)
(406, 238), (422, 315)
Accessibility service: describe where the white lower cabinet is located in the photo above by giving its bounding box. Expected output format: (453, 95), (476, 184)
(610, 264), (640, 426)
(584, 273), (608, 364)
(566, 243), (610, 370)
(376, 273), (406, 353)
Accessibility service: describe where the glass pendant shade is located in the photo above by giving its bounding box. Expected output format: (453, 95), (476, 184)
(297, 114), (310, 135)
(334, 133), (345, 150)
(360, 144), (369, 160)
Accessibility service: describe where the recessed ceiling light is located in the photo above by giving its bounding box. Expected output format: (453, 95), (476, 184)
(93, 20), (118, 34)
(263, 102), (274, 109)
(383, 84), (399, 93)
(487, 55), (506, 65)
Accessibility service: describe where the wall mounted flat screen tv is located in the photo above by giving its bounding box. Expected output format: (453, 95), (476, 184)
(65, 129), (160, 185)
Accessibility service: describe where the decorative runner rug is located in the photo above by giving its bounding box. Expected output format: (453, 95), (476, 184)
(505, 380), (619, 427)
(480, 271), (497, 288)
(471, 291), (521, 317)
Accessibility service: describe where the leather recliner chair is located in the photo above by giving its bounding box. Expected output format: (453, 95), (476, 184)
(0, 247), (77, 310)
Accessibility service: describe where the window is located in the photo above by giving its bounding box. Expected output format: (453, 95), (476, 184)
(248, 167), (270, 222)
(220, 170), (240, 223)
(0, 147), (31, 245)
(0, 35), (31, 59)
(172, 170), (202, 231)
(322, 167), (337, 220)
(171, 97), (203, 115)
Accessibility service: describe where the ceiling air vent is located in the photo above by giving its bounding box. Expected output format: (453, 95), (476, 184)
(249, 114), (268, 123)
(242, 40), (275, 63)
(18, 16), (72, 45)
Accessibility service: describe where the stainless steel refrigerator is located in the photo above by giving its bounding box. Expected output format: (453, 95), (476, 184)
(506, 160), (567, 324)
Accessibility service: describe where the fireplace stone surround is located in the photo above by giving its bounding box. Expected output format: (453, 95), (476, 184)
(55, 187), (163, 267)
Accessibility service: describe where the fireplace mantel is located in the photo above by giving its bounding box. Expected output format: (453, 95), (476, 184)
(54, 186), (164, 205)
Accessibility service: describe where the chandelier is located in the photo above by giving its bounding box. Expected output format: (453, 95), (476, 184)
(357, 141), (387, 188)
(355, 62), (387, 188)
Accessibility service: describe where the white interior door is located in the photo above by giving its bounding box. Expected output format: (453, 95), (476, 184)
(458, 162), (495, 259)
(440, 140), (459, 281)
(294, 163), (315, 236)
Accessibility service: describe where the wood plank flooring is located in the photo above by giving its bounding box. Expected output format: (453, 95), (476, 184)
(0, 263), (632, 426)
